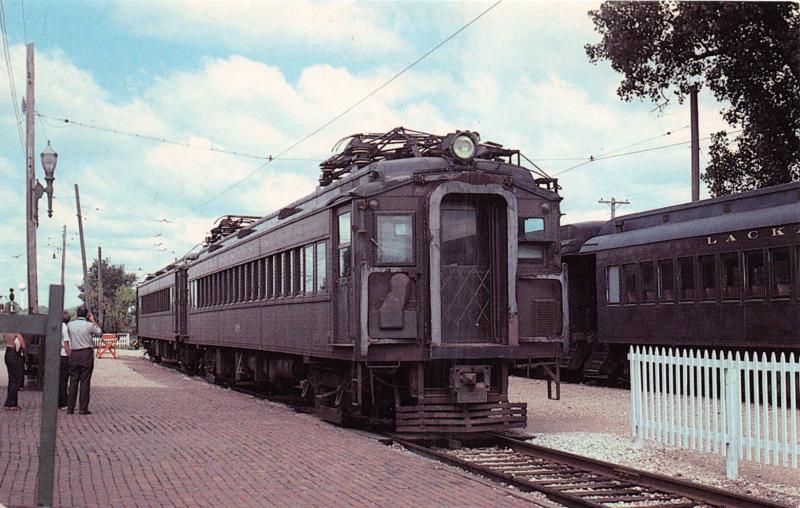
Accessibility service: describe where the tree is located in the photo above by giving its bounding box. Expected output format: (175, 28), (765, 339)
(78, 257), (137, 332)
(586, 2), (800, 196)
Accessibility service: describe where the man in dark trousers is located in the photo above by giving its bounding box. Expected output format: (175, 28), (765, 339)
(2, 305), (26, 411)
(66, 307), (101, 415)
(59, 311), (72, 409)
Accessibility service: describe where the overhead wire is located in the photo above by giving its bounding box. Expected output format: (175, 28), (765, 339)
(553, 129), (742, 176)
(190, 0), (504, 212)
(0, 0), (26, 155)
(35, 112), (324, 162)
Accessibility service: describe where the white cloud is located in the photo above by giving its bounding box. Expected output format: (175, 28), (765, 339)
(112, 0), (406, 56)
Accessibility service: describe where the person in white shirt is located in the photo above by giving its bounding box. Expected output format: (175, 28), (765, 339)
(59, 311), (72, 409)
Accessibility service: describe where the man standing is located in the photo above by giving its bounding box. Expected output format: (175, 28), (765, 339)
(66, 307), (101, 415)
(59, 311), (72, 409)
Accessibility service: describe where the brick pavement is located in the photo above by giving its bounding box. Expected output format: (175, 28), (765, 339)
(1, 347), (534, 507)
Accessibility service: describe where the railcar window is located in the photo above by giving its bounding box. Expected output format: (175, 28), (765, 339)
(770, 247), (791, 298)
(623, 264), (637, 304)
(241, 264), (247, 301)
(678, 257), (695, 301)
(316, 242), (327, 292)
(284, 252), (293, 295)
(292, 249), (301, 294)
(304, 245), (314, 293)
(376, 214), (414, 264)
(607, 266), (620, 304)
(521, 217), (545, 241)
(442, 209), (478, 265)
(274, 255), (282, 296)
(721, 252), (740, 300)
(699, 255), (716, 300)
(657, 260), (674, 301)
(338, 212), (352, 277)
(744, 250), (766, 298)
(641, 262), (655, 302)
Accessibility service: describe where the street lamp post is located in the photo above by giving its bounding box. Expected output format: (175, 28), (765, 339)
(25, 139), (58, 315)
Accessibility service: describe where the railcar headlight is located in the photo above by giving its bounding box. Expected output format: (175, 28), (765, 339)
(451, 134), (476, 160)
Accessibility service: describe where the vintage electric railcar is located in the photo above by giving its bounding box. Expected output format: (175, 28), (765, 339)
(137, 128), (566, 433)
(561, 181), (800, 381)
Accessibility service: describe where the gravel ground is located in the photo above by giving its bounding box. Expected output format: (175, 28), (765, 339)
(509, 376), (800, 507)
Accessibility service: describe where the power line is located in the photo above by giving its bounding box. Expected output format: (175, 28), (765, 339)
(35, 112), (323, 162)
(190, 0), (504, 212)
(553, 129), (742, 176)
(0, 0), (25, 155)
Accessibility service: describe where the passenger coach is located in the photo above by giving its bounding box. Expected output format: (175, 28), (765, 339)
(561, 182), (800, 381)
(138, 128), (566, 433)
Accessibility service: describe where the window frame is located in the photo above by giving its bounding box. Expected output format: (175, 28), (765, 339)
(374, 211), (415, 266)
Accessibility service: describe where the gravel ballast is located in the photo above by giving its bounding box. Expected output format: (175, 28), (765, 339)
(509, 377), (800, 506)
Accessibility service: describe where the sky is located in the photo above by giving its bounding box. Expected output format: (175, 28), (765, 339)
(0, 0), (734, 310)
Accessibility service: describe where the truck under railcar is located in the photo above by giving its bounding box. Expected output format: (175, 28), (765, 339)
(138, 128), (566, 434)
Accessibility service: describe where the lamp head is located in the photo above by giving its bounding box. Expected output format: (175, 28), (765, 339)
(40, 140), (58, 178)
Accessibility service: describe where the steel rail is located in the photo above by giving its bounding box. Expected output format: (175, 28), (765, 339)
(394, 433), (788, 508)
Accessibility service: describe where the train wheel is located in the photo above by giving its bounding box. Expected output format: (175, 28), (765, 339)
(179, 347), (198, 375)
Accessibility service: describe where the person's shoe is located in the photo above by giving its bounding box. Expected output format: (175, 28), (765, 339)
(4, 406), (20, 411)
(78, 410), (92, 415)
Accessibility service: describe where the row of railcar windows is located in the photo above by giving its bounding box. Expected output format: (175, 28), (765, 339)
(191, 241), (327, 309)
(607, 245), (797, 305)
(140, 287), (173, 314)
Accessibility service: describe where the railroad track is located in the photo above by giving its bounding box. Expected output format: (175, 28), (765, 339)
(395, 433), (787, 508)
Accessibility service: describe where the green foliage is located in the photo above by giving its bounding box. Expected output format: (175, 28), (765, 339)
(78, 257), (137, 332)
(586, 2), (800, 196)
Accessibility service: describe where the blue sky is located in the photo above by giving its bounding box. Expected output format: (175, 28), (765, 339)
(0, 1), (732, 310)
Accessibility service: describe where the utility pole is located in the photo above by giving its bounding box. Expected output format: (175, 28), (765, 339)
(60, 225), (66, 286)
(25, 43), (37, 314)
(97, 246), (103, 327)
(74, 184), (91, 314)
(599, 197), (630, 219)
(690, 86), (700, 202)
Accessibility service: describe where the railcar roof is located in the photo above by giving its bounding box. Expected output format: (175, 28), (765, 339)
(572, 182), (800, 253)
(145, 156), (550, 274)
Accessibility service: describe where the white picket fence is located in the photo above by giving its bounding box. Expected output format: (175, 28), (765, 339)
(629, 346), (799, 479)
(92, 333), (132, 349)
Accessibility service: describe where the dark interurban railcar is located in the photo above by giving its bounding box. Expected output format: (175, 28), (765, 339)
(138, 128), (566, 433)
(561, 182), (800, 381)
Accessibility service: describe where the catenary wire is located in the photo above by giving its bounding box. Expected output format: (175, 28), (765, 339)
(553, 129), (742, 176)
(0, 0), (25, 154)
(190, 0), (504, 212)
(35, 112), (324, 162)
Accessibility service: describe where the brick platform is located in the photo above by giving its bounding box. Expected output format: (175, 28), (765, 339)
(1, 348), (532, 507)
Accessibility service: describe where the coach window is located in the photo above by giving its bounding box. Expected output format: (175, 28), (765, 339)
(304, 244), (315, 293)
(606, 266), (620, 304)
(745, 250), (766, 298)
(699, 255), (716, 301)
(266, 257), (274, 298)
(657, 259), (674, 301)
(292, 249), (302, 294)
(770, 247), (791, 298)
(641, 262), (655, 303)
(274, 255), (282, 297)
(721, 252), (740, 300)
(338, 212), (352, 277)
(316, 241), (327, 292)
(623, 264), (638, 304)
(678, 257), (695, 301)
(376, 214), (414, 264)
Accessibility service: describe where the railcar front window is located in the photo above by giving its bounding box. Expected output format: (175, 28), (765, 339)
(441, 209), (477, 265)
(641, 262), (655, 302)
(770, 247), (791, 298)
(721, 252), (740, 300)
(745, 250), (766, 298)
(607, 266), (620, 304)
(519, 243), (544, 262)
(623, 264), (637, 303)
(699, 255), (716, 300)
(376, 214), (414, 264)
(657, 259), (674, 301)
(338, 212), (352, 277)
(522, 217), (545, 241)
